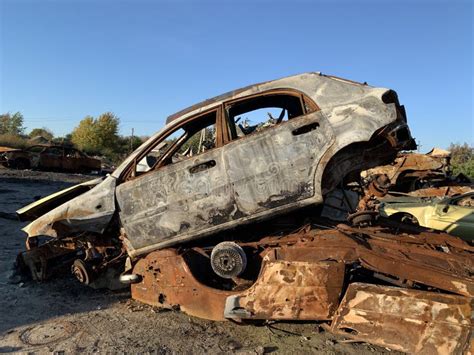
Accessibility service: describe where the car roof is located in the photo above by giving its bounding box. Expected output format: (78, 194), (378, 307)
(165, 72), (370, 125)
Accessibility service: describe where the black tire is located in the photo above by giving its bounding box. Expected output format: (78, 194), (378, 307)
(347, 211), (378, 227)
(392, 213), (419, 226)
(13, 158), (30, 170)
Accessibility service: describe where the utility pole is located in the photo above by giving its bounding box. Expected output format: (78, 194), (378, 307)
(130, 128), (134, 154)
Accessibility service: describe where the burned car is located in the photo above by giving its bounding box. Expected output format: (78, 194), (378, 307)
(18, 72), (414, 256)
(15, 73), (474, 353)
(379, 191), (474, 242)
(0, 144), (101, 173)
(361, 148), (471, 196)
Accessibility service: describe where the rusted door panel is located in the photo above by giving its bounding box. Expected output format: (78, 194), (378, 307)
(331, 283), (472, 354)
(224, 260), (345, 320)
(224, 111), (334, 217)
(131, 249), (345, 321)
(39, 154), (62, 170)
(131, 249), (236, 321)
(116, 148), (233, 251)
(62, 157), (80, 171)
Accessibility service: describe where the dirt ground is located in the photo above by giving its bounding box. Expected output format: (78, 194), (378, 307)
(0, 167), (396, 354)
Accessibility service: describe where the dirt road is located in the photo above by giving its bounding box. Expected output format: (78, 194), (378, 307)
(0, 168), (393, 354)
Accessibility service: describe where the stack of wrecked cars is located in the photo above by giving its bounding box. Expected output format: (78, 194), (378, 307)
(15, 73), (473, 354)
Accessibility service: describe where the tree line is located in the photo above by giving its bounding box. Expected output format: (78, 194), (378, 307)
(0, 112), (143, 165)
(0, 111), (473, 176)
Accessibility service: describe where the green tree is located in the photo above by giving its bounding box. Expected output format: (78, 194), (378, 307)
(448, 142), (474, 178)
(71, 112), (120, 155)
(29, 127), (54, 141)
(0, 112), (25, 135)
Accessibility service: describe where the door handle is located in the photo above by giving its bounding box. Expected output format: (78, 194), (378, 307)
(292, 122), (320, 136)
(189, 160), (216, 174)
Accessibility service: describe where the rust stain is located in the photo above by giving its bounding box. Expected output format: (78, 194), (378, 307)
(331, 283), (472, 354)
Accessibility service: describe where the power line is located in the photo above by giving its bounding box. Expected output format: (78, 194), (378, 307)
(22, 117), (159, 124)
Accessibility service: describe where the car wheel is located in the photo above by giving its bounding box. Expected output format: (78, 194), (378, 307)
(13, 158), (30, 170)
(347, 211), (378, 227)
(392, 213), (419, 226)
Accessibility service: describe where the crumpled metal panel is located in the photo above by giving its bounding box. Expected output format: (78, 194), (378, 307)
(362, 152), (447, 187)
(131, 248), (236, 321)
(131, 249), (345, 321)
(22, 176), (117, 238)
(331, 283), (472, 354)
(224, 260), (344, 320)
(408, 185), (473, 198)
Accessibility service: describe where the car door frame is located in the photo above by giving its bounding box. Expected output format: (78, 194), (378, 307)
(116, 106), (233, 253)
(217, 88), (335, 220)
(120, 106), (227, 182)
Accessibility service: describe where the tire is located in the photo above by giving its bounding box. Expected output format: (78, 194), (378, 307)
(347, 211), (378, 227)
(13, 158), (30, 170)
(392, 213), (419, 226)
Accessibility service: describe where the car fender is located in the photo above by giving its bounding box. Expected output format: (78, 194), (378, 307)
(22, 175), (117, 238)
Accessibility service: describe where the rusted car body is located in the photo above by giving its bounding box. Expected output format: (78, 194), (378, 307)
(320, 150), (473, 224)
(361, 149), (471, 193)
(379, 192), (474, 242)
(15, 73), (474, 353)
(0, 144), (101, 173)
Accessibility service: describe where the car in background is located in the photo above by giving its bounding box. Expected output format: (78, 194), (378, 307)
(379, 191), (474, 242)
(0, 144), (101, 173)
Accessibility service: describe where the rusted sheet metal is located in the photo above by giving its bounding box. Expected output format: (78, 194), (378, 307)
(0, 146), (19, 153)
(408, 185), (473, 198)
(131, 224), (473, 323)
(331, 283), (472, 354)
(362, 152), (448, 188)
(131, 248), (345, 321)
(335, 224), (474, 297)
(224, 260), (344, 320)
(132, 248), (233, 321)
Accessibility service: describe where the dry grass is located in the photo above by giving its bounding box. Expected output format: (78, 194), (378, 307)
(0, 134), (31, 149)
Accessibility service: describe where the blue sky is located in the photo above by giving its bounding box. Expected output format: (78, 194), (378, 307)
(1, 0), (472, 151)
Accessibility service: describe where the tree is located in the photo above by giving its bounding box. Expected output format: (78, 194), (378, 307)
(71, 112), (120, 155)
(448, 142), (474, 178)
(0, 112), (25, 135)
(29, 127), (54, 141)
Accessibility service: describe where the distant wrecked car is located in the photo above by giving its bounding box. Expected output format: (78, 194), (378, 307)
(379, 191), (474, 242)
(0, 144), (101, 173)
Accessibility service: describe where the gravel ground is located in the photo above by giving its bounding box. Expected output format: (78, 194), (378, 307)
(0, 167), (395, 354)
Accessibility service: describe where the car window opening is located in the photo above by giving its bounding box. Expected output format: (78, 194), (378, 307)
(134, 111), (217, 176)
(226, 94), (305, 140)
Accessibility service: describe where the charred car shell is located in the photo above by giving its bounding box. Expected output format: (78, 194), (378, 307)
(1, 144), (101, 173)
(19, 72), (414, 256)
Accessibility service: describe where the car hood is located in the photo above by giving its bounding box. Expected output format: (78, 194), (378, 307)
(17, 177), (105, 221)
(20, 175), (117, 238)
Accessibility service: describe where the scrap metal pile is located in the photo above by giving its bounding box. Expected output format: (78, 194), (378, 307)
(13, 73), (473, 354)
(131, 223), (473, 354)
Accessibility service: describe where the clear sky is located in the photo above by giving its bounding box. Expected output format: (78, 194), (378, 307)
(1, 0), (472, 151)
